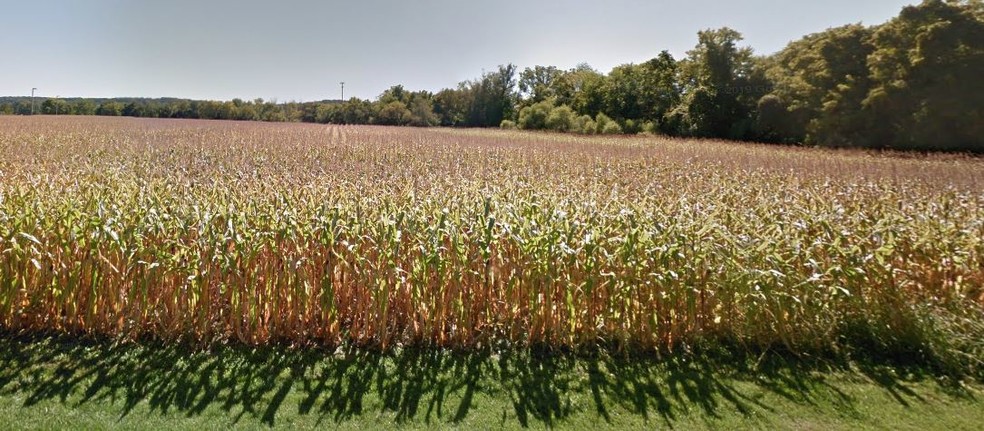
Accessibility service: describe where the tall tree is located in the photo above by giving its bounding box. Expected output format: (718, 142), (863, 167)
(407, 96), (438, 127)
(639, 51), (681, 131)
(433, 86), (471, 126)
(670, 28), (764, 139)
(550, 64), (606, 117)
(763, 24), (875, 145)
(864, 0), (984, 151)
(465, 64), (518, 127)
(519, 65), (562, 103)
(374, 101), (412, 126)
(602, 64), (644, 121)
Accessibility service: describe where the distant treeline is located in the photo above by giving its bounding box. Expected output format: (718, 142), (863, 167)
(0, 96), (339, 123)
(2, 0), (981, 152)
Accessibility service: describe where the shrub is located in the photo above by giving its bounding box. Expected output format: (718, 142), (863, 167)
(374, 101), (412, 126)
(595, 113), (612, 134)
(595, 113), (622, 134)
(601, 121), (624, 135)
(623, 119), (640, 134)
(517, 100), (553, 130)
(545, 105), (576, 132)
(640, 121), (659, 135)
(574, 115), (595, 134)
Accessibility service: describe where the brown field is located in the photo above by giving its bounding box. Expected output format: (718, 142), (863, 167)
(1, 116), (982, 370)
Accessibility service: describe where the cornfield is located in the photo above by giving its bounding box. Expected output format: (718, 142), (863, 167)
(1, 117), (982, 364)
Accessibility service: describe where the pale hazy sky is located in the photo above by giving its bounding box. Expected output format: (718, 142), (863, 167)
(0, 0), (916, 101)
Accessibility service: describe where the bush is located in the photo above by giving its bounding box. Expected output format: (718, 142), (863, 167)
(601, 121), (624, 135)
(96, 102), (124, 117)
(574, 115), (595, 134)
(595, 113), (622, 134)
(640, 121), (659, 135)
(500, 119), (517, 130)
(517, 100), (553, 130)
(374, 101), (411, 126)
(545, 105), (576, 132)
(594, 113), (611, 134)
(623, 119), (640, 134)
(408, 98), (439, 127)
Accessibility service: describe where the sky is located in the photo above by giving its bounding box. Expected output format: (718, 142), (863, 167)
(0, 0), (918, 102)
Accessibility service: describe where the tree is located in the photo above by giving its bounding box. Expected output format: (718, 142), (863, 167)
(552, 64), (606, 117)
(639, 51), (682, 132)
(96, 102), (124, 116)
(753, 94), (797, 142)
(434, 86), (471, 126)
(600, 54), (680, 129)
(764, 24), (875, 145)
(407, 97), (438, 127)
(864, 0), (984, 151)
(235, 103), (260, 121)
(122, 102), (146, 117)
(74, 100), (97, 115)
(671, 28), (764, 139)
(42, 98), (70, 115)
(314, 103), (336, 123)
(214, 101), (236, 120)
(340, 98), (373, 124)
(603, 64), (644, 121)
(595, 113), (622, 134)
(465, 64), (518, 127)
(760, 0), (983, 151)
(519, 65), (562, 102)
(378, 85), (409, 105)
(374, 101), (411, 126)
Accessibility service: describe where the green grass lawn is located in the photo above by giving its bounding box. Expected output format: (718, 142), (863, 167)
(0, 335), (981, 430)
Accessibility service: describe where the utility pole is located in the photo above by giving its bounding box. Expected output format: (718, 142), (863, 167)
(340, 82), (345, 101)
(31, 88), (37, 115)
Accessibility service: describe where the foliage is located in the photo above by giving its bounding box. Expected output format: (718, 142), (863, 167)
(760, 0), (983, 151)
(374, 101), (412, 126)
(517, 100), (553, 130)
(1, 2), (981, 151)
(407, 97), (439, 127)
(600, 121), (623, 135)
(574, 115), (595, 135)
(545, 105), (576, 132)
(464, 64), (519, 127)
(668, 28), (768, 140)
(599, 54), (680, 129)
(558, 64), (607, 117)
(594, 112), (611, 133)
(763, 24), (875, 145)
(519, 65), (562, 103)
(640, 121), (659, 135)
(864, 0), (984, 151)
(96, 101), (125, 116)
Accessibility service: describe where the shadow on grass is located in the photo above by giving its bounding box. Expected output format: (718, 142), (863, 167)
(0, 334), (966, 427)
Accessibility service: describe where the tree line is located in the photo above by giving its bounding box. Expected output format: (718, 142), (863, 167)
(0, 96), (331, 123)
(2, 1), (980, 152)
